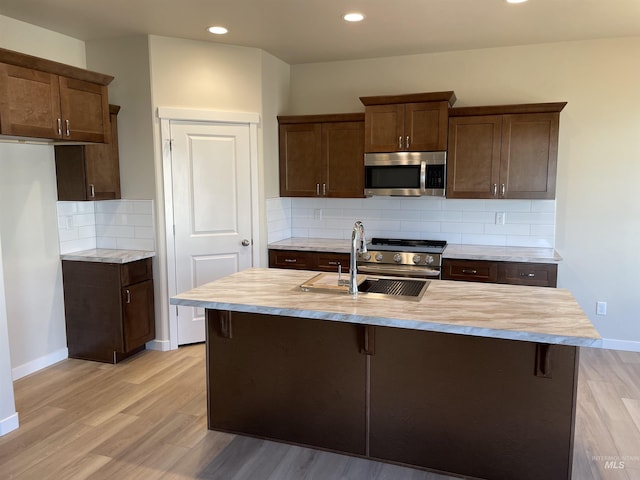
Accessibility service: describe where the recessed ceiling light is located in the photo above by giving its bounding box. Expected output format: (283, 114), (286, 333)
(343, 13), (365, 22)
(506, 0), (528, 3)
(207, 26), (228, 35)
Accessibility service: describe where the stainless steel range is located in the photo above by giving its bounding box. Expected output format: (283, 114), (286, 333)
(357, 238), (447, 279)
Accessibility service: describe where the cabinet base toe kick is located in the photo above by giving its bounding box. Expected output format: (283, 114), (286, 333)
(205, 309), (578, 480)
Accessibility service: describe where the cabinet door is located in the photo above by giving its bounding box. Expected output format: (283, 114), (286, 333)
(370, 326), (578, 480)
(405, 101), (448, 151)
(363, 104), (404, 152)
(497, 261), (558, 287)
(441, 258), (498, 282)
(500, 113), (559, 199)
(0, 63), (61, 139)
(84, 107), (121, 199)
(59, 76), (110, 143)
(207, 310), (367, 455)
(279, 123), (322, 196)
(122, 280), (155, 352)
(322, 121), (364, 197)
(447, 115), (502, 198)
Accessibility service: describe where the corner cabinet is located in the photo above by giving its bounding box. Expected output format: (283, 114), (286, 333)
(55, 105), (121, 200)
(359, 91), (456, 153)
(0, 47), (112, 143)
(61, 258), (155, 363)
(447, 102), (566, 199)
(278, 113), (364, 198)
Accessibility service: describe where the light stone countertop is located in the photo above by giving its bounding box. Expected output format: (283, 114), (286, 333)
(171, 267), (600, 347)
(268, 238), (562, 263)
(60, 249), (155, 264)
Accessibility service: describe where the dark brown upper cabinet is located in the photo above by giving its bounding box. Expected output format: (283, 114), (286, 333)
(359, 91), (456, 153)
(55, 105), (121, 201)
(0, 47), (112, 143)
(447, 102), (566, 200)
(278, 113), (364, 198)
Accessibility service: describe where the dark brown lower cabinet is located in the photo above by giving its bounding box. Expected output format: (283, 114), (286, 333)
(442, 258), (558, 287)
(369, 327), (578, 480)
(62, 258), (155, 363)
(206, 310), (578, 480)
(207, 310), (366, 455)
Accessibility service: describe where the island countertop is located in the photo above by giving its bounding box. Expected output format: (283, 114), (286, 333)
(171, 267), (600, 347)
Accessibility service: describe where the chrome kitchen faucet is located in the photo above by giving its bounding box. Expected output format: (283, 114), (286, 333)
(349, 221), (367, 294)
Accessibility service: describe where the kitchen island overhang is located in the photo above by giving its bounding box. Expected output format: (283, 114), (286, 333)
(171, 268), (600, 480)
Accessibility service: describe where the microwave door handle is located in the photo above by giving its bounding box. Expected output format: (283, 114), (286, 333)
(420, 160), (427, 193)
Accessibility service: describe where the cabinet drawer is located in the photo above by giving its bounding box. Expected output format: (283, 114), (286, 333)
(269, 250), (313, 270)
(315, 253), (350, 273)
(120, 258), (153, 286)
(497, 262), (557, 288)
(442, 259), (498, 283)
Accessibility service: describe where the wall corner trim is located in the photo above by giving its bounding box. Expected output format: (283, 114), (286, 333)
(146, 339), (172, 352)
(12, 348), (68, 380)
(0, 412), (19, 436)
(599, 338), (640, 353)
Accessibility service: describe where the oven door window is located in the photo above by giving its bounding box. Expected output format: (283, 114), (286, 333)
(365, 165), (421, 189)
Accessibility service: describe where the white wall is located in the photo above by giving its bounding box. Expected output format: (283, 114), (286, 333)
(0, 17), (88, 423)
(288, 37), (640, 345)
(0, 235), (18, 435)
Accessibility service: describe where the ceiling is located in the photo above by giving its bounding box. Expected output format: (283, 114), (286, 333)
(2, 0), (640, 64)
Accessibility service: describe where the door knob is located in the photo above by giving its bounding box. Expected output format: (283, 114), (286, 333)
(242, 239), (250, 246)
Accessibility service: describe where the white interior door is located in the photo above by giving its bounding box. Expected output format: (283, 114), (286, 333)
(170, 121), (253, 345)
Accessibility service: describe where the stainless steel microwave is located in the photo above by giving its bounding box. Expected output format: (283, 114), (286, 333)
(364, 151), (446, 197)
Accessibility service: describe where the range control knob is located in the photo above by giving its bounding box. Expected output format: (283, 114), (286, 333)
(412, 255), (422, 264)
(361, 253), (371, 261)
(375, 253), (384, 262)
(393, 253), (403, 263)
(425, 255), (435, 265)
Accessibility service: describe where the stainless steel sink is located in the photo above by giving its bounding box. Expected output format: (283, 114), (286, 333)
(299, 273), (430, 301)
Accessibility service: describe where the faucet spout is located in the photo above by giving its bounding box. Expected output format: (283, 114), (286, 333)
(349, 221), (367, 294)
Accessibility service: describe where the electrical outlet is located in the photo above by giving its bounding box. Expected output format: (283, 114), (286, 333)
(596, 301), (607, 316)
(495, 212), (506, 225)
(65, 216), (74, 229)
(313, 209), (322, 221)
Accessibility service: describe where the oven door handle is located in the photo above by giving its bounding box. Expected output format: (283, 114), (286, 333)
(357, 264), (441, 278)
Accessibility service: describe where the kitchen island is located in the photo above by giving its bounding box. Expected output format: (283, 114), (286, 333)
(171, 268), (600, 480)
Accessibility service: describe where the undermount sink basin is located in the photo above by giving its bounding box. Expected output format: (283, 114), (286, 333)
(299, 273), (430, 301)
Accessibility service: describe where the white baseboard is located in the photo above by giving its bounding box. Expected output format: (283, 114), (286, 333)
(0, 412), (19, 436)
(12, 348), (68, 380)
(146, 339), (173, 351)
(600, 339), (640, 353)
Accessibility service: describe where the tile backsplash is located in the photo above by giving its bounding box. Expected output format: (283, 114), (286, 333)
(267, 196), (555, 248)
(57, 200), (155, 254)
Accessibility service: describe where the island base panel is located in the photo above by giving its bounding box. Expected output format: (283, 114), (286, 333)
(370, 327), (578, 480)
(206, 310), (367, 455)
(205, 309), (578, 480)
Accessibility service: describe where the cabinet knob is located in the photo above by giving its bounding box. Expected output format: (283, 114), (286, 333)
(500, 183), (506, 197)
(492, 184), (498, 197)
(398, 136), (402, 149)
(322, 183), (326, 196)
(316, 183), (320, 196)
(89, 184), (95, 198)
(125, 289), (131, 304)
(57, 118), (62, 136)
(65, 119), (70, 137)
(462, 269), (478, 275)
(406, 135), (410, 149)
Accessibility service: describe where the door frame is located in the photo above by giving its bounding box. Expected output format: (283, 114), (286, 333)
(158, 107), (261, 350)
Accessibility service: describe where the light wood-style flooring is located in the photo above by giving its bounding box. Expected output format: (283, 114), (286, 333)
(1, 344), (639, 479)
